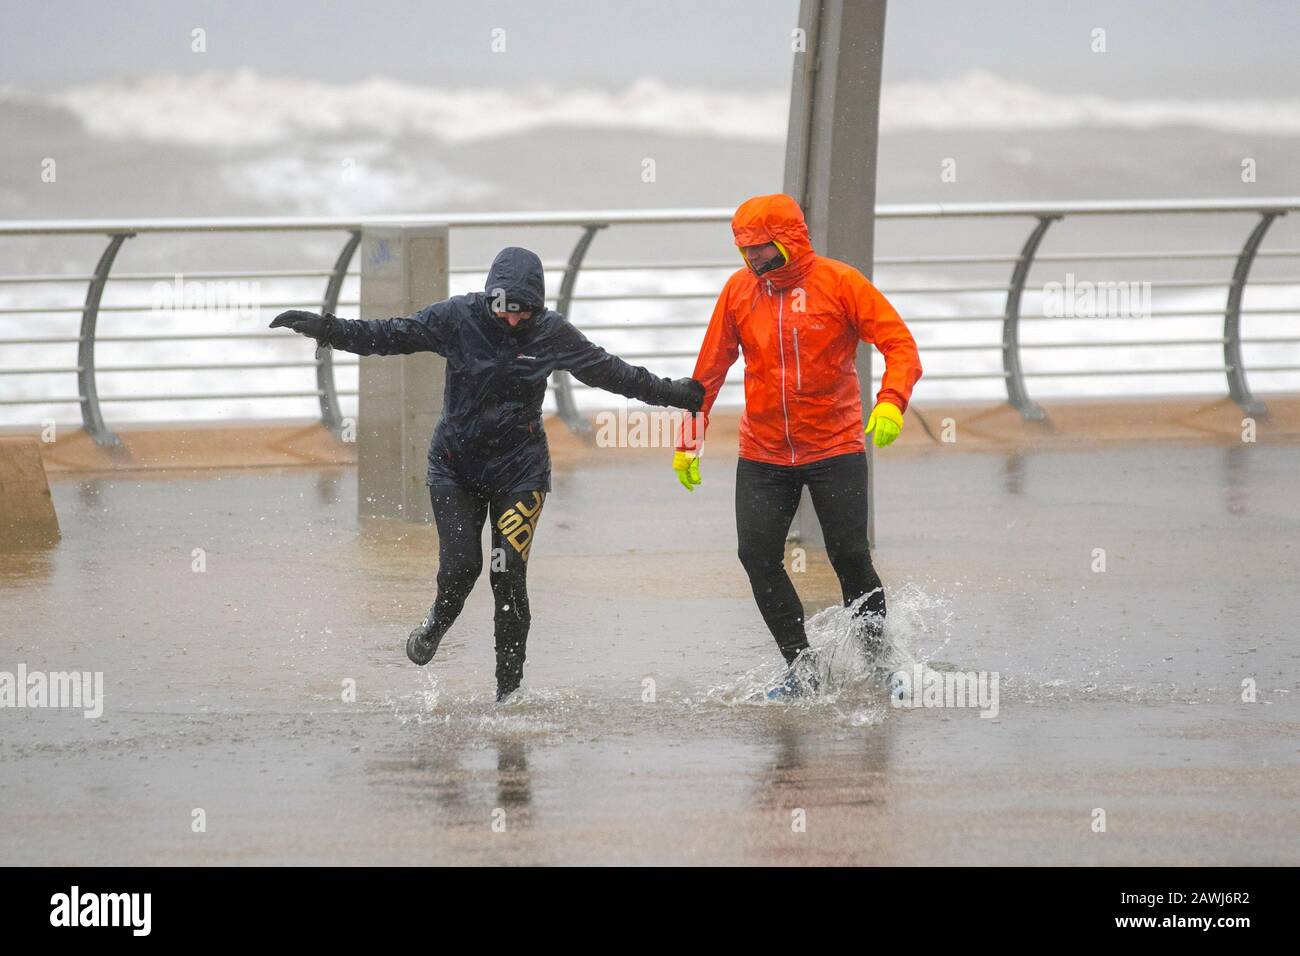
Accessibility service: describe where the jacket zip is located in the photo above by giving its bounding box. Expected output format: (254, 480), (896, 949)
(770, 278), (796, 464)
(792, 327), (801, 391)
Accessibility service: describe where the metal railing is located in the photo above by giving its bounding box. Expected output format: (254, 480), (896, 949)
(0, 199), (1297, 446)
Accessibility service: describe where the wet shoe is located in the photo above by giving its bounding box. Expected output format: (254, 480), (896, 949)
(495, 683), (519, 704)
(405, 614), (443, 666)
(764, 667), (819, 701)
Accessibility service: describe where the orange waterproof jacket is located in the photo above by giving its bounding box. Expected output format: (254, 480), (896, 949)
(677, 194), (922, 466)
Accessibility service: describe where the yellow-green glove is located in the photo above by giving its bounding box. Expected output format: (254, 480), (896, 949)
(673, 451), (702, 491)
(864, 401), (904, 448)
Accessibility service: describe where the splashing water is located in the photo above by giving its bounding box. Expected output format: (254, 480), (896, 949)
(706, 582), (955, 711)
(384, 669), (444, 726)
(379, 584), (961, 728)
(383, 670), (601, 735)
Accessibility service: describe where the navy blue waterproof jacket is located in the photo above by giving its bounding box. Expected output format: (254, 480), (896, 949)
(322, 247), (685, 495)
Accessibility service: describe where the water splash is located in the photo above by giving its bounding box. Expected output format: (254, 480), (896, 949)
(383, 669), (444, 726)
(383, 674), (601, 735)
(705, 582), (954, 710)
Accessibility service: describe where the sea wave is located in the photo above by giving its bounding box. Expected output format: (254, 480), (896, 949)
(9, 69), (1300, 148)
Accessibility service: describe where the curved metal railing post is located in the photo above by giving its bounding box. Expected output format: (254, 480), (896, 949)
(1003, 216), (1057, 422)
(79, 232), (134, 446)
(1224, 211), (1281, 418)
(318, 229), (361, 433)
(552, 223), (606, 437)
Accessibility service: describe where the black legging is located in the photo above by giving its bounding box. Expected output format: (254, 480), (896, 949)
(424, 485), (545, 694)
(735, 452), (884, 663)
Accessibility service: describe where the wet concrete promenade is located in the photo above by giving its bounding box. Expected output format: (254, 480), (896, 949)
(2, 400), (1297, 865)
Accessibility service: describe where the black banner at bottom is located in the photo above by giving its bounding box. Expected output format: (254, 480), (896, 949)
(0, 866), (1282, 941)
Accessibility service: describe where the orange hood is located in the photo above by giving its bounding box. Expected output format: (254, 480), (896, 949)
(731, 193), (816, 290)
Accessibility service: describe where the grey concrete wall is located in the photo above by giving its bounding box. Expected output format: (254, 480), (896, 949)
(357, 225), (449, 521)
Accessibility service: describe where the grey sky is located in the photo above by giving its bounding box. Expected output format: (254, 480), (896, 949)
(1, 0), (1296, 97)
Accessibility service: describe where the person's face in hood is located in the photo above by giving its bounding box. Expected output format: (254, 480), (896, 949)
(740, 241), (789, 276)
(493, 303), (534, 327)
(732, 194), (814, 288)
(486, 246), (546, 329)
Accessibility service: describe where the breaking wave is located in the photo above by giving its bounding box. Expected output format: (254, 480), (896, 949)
(7, 69), (1300, 149)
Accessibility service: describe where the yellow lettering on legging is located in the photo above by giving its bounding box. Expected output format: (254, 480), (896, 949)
(497, 492), (545, 560)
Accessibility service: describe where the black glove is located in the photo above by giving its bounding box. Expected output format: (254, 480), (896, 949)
(270, 310), (335, 343)
(664, 377), (705, 413)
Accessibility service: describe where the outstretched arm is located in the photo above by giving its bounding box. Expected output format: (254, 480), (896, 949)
(554, 322), (702, 410)
(270, 300), (456, 357)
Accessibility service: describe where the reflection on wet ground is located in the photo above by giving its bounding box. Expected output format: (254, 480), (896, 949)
(1, 444), (1297, 864)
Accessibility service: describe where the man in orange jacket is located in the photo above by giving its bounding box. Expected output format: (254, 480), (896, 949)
(674, 194), (922, 681)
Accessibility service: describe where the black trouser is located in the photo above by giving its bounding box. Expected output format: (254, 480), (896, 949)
(425, 485), (545, 694)
(735, 452), (884, 664)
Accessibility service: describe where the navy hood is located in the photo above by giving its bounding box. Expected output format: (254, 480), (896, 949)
(485, 246), (546, 312)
